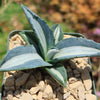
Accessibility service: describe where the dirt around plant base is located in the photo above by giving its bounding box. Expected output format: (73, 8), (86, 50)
(2, 34), (96, 100)
(2, 58), (96, 100)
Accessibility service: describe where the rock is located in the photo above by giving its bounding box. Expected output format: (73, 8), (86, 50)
(25, 75), (37, 89)
(73, 70), (80, 75)
(5, 72), (10, 77)
(67, 66), (72, 72)
(34, 71), (42, 81)
(15, 73), (30, 87)
(54, 98), (59, 100)
(43, 85), (53, 99)
(5, 76), (14, 87)
(69, 60), (77, 69)
(69, 77), (78, 84)
(77, 86), (85, 100)
(6, 91), (13, 100)
(31, 94), (37, 100)
(14, 90), (21, 98)
(39, 81), (45, 91)
(63, 92), (70, 99)
(56, 92), (63, 100)
(29, 86), (40, 95)
(53, 93), (56, 98)
(4, 86), (15, 91)
(64, 88), (68, 93)
(85, 94), (96, 100)
(13, 71), (24, 79)
(81, 69), (92, 90)
(56, 86), (62, 92)
(8, 71), (16, 75)
(13, 97), (19, 100)
(76, 66), (83, 73)
(85, 90), (92, 94)
(20, 93), (33, 100)
(69, 80), (83, 89)
(75, 59), (82, 64)
(37, 91), (43, 100)
(64, 35), (72, 39)
(75, 73), (80, 78)
(66, 95), (76, 100)
(67, 72), (74, 78)
(7, 90), (13, 95)
(45, 76), (59, 89)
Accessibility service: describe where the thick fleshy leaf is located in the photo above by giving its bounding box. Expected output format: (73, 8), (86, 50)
(52, 46), (100, 62)
(63, 32), (85, 38)
(45, 63), (67, 87)
(19, 30), (34, 45)
(19, 31), (42, 56)
(21, 4), (54, 58)
(50, 37), (100, 62)
(56, 37), (100, 49)
(0, 45), (52, 72)
(51, 24), (63, 44)
(8, 30), (34, 46)
(47, 49), (59, 60)
(8, 30), (42, 55)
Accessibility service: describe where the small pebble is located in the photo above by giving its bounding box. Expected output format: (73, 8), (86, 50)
(20, 93), (33, 100)
(15, 73), (30, 87)
(39, 81), (45, 91)
(29, 86), (40, 95)
(43, 85), (53, 99)
(37, 91), (43, 100)
(85, 94), (96, 100)
(69, 77), (78, 84)
(81, 69), (92, 90)
(5, 76), (14, 87)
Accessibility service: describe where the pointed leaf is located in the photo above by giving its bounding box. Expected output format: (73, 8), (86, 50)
(8, 30), (34, 47)
(21, 4), (54, 58)
(47, 49), (59, 60)
(19, 31), (42, 56)
(8, 30), (42, 56)
(63, 32), (85, 38)
(56, 37), (100, 50)
(53, 37), (100, 62)
(51, 24), (63, 44)
(0, 45), (52, 72)
(52, 46), (100, 62)
(45, 64), (67, 87)
(19, 30), (34, 45)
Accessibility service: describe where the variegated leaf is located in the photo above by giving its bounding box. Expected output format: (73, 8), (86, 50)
(51, 24), (63, 44)
(19, 31), (41, 55)
(45, 63), (67, 87)
(56, 37), (100, 49)
(21, 4), (54, 59)
(0, 45), (52, 71)
(51, 37), (100, 62)
(47, 49), (59, 60)
(52, 46), (100, 62)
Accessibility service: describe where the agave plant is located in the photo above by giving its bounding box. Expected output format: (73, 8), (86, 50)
(0, 4), (100, 87)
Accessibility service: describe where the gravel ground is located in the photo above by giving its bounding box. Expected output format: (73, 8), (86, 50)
(2, 34), (97, 100)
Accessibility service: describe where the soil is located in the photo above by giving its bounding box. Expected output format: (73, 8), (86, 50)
(2, 34), (96, 100)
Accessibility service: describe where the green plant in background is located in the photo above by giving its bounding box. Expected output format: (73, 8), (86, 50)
(1, 4), (100, 87)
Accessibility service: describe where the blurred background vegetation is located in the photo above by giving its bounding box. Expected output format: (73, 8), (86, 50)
(0, 0), (100, 98)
